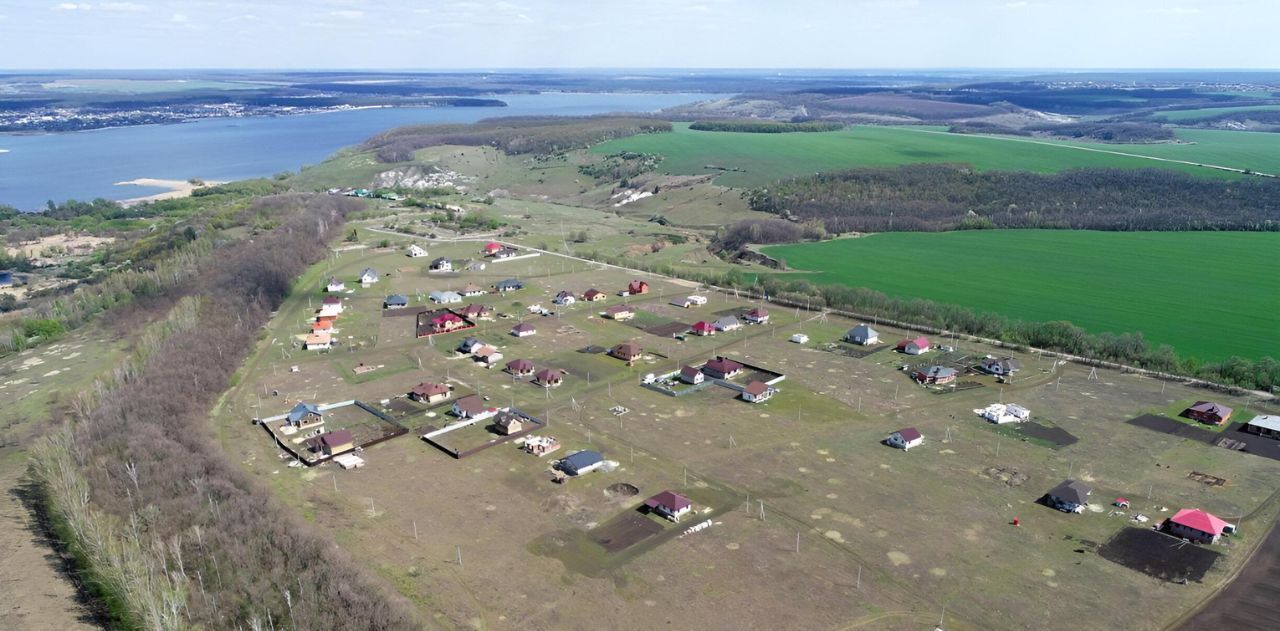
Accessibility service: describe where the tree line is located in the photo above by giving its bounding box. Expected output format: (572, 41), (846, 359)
(745, 164), (1280, 232)
(31, 193), (418, 630)
(689, 120), (844, 133)
(363, 116), (672, 163)
(948, 121), (1176, 143)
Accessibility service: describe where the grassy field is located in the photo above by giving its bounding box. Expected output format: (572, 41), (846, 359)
(1155, 104), (1280, 121)
(593, 123), (1256, 187)
(762, 230), (1280, 362)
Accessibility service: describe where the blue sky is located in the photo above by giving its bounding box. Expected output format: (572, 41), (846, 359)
(0, 0), (1273, 69)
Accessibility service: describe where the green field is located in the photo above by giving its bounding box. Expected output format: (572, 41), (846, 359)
(1156, 104), (1280, 121)
(762, 230), (1280, 361)
(594, 124), (1280, 187)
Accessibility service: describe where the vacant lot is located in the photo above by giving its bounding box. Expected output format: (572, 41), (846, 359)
(593, 124), (1239, 187)
(762, 230), (1280, 361)
(1156, 104), (1280, 121)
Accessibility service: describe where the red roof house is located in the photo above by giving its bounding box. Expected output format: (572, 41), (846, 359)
(1167, 508), (1233, 544)
(626, 279), (649, 295)
(1183, 401), (1234, 426)
(582, 288), (606, 302)
(482, 242), (503, 255)
(691, 321), (716, 336)
(643, 490), (693, 522)
(409, 381), (451, 403)
(703, 356), (744, 379)
(896, 336), (931, 355)
(431, 312), (467, 333)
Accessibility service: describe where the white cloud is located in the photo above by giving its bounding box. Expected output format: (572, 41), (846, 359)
(329, 9), (365, 18)
(170, 12), (188, 22)
(52, 3), (92, 10)
(99, 2), (146, 11)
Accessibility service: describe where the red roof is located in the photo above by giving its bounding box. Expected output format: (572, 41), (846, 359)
(433, 313), (463, 324)
(747, 307), (768, 317)
(628, 279), (648, 293)
(320, 429), (353, 447)
(483, 242), (502, 253)
(897, 336), (930, 350)
(743, 381), (771, 396)
(692, 321), (715, 333)
(705, 357), (744, 374)
(897, 427), (922, 442)
(1170, 508), (1230, 536)
(644, 490), (692, 512)
(410, 382), (449, 397)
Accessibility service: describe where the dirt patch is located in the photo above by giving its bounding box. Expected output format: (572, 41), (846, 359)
(1187, 471), (1227, 487)
(1127, 415), (1217, 443)
(1213, 424), (1280, 462)
(644, 322), (691, 338)
(983, 466), (1030, 487)
(591, 512), (663, 553)
(1019, 422), (1079, 447)
(605, 483), (640, 499)
(1099, 527), (1221, 583)
(1177, 518), (1280, 629)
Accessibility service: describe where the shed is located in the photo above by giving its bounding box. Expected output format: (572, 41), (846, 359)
(318, 429), (354, 456)
(886, 427), (923, 451)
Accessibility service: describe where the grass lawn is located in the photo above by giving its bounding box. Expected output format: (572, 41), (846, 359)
(762, 230), (1280, 362)
(593, 123), (1243, 188)
(1155, 104), (1280, 122)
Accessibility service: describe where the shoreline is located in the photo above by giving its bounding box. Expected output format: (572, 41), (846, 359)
(114, 178), (227, 206)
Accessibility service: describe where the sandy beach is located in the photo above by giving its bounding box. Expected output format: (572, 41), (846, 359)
(115, 178), (226, 206)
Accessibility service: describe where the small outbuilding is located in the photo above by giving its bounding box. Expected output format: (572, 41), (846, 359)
(886, 428), (924, 451)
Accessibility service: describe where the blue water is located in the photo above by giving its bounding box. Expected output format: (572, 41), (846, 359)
(0, 92), (720, 211)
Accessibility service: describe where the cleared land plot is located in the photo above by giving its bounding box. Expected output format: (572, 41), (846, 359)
(1155, 104), (1280, 121)
(763, 230), (1280, 361)
(590, 511), (664, 553)
(1128, 415), (1218, 443)
(1099, 527), (1221, 583)
(593, 124), (1238, 188)
(1176, 519), (1280, 630)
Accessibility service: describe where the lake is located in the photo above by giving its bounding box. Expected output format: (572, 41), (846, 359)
(0, 92), (722, 211)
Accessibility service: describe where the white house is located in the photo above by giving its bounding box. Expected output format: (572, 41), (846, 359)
(714, 316), (741, 332)
(687, 295), (708, 306)
(744, 307), (770, 324)
(976, 403), (1030, 424)
(741, 381), (777, 403)
(429, 257), (452, 272)
(644, 491), (693, 523)
(459, 283), (486, 297)
(325, 277), (346, 292)
(429, 290), (463, 304)
(886, 428), (924, 451)
(511, 322), (537, 337)
(304, 332), (332, 350)
(789, 333), (809, 344)
(679, 365), (704, 385)
(846, 324), (879, 345)
(359, 268), (379, 287)
(406, 244), (428, 258)
(553, 290), (576, 306)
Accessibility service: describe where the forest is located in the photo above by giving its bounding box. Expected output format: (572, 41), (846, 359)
(31, 193), (419, 630)
(363, 116), (672, 163)
(689, 120), (845, 133)
(744, 164), (1280, 232)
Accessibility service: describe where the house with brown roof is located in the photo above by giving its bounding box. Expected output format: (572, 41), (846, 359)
(304, 332), (332, 350)
(1183, 401), (1233, 426)
(604, 305), (635, 321)
(534, 368), (565, 388)
(625, 279), (649, 295)
(494, 410), (525, 435)
(643, 491), (693, 522)
(452, 395), (491, 419)
(458, 303), (494, 320)
(703, 356), (744, 380)
(459, 283), (486, 297)
(896, 336), (931, 355)
(680, 365), (704, 385)
(409, 381), (451, 404)
(886, 428), (923, 451)
(744, 307), (770, 324)
(317, 429), (354, 457)
(505, 358), (536, 377)
(741, 380), (776, 403)
(611, 342), (643, 363)
(914, 366), (958, 385)
(511, 322), (537, 337)
(582, 288), (606, 302)
(472, 345), (504, 366)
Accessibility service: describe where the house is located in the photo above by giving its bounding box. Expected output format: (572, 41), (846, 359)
(358, 268), (379, 286)
(978, 403), (1031, 424)
(604, 305), (635, 321)
(321, 295), (344, 312)
(896, 336), (931, 355)
(582, 288), (606, 302)
(625, 279), (649, 295)
(494, 411), (525, 435)
(429, 290), (463, 304)
(1167, 508), (1234, 544)
(741, 380), (776, 403)
(317, 302), (343, 319)
(458, 303), (494, 320)
(534, 368), (565, 388)
(980, 357), (1022, 376)
(457, 337), (482, 354)
(1184, 401), (1233, 426)
(429, 257), (452, 272)
(452, 395), (496, 419)
(384, 294), (409, 309)
(559, 450), (605, 476)
(886, 427), (924, 451)
(472, 345), (503, 366)
(643, 491), (693, 522)
(611, 342), (643, 363)
(428, 312), (468, 334)
(493, 247), (520, 260)
(1243, 415), (1280, 439)
(1044, 480), (1092, 513)
(703, 356), (744, 380)
(505, 358), (536, 377)
(311, 320), (334, 334)
(407, 244), (428, 258)
(511, 322), (537, 337)
(914, 365), (958, 385)
(493, 278), (524, 293)
(286, 402), (323, 427)
(846, 324), (879, 346)
(318, 429), (355, 457)
(482, 242), (503, 256)
(744, 307), (770, 324)
(714, 316), (741, 332)
(409, 382), (451, 404)
(789, 333), (809, 344)
(304, 332), (332, 350)
(325, 277), (346, 293)
(459, 283), (486, 297)
(691, 321), (716, 336)
(679, 365), (704, 385)
(686, 295), (708, 306)
(524, 435), (561, 457)
(553, 290), (576, 306)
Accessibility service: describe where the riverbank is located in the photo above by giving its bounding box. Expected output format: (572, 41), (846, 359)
(115, 178), (226, 206)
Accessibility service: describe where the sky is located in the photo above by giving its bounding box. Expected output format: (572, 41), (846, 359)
(0, 0), (1274, 70)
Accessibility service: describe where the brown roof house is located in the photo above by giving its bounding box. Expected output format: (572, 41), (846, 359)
(604, 305), (634, 321)
(680, 365), (704, 385)
(1183, 401), (1233, 426)
(317, 429), (354, 457)
(534, 368), (566, 388)
(582, 288), (606, 302)
(409, 381), (451, 404)
(452, 394), (494, 419)
(643, 490), (694, 522)
(703, 356), (744, 380)
(494, 410), (525, 436)
(611, 342), (643, 363)
(741, 380), (776, 403)
(505, 358), (536, 377)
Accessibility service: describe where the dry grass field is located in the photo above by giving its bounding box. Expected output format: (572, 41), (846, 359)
(212, 230), (1280, 631)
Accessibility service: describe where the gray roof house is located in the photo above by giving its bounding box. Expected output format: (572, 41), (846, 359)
(1045, 480), (1092, 513)
(494, 278), (524, 292)
(384, 294), (409, 309)
(559, 450), (605, 476)
(980, 357), (1023, 375)
(429, 290), (463, 304)
(846, 324), (879, 345)
(286, 402), (322, 426)
(714, 316), (741, 331)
